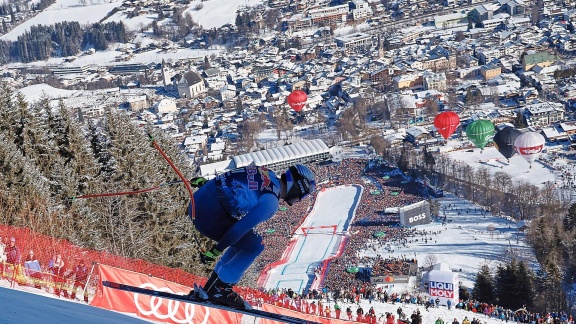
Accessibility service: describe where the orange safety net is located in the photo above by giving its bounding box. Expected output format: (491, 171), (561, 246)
(0, 224), (205, 303)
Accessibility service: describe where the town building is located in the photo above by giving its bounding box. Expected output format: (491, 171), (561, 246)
(177, 71), (206, 99)
(480, 63), (502, 80)
(523, 101), (565, 127)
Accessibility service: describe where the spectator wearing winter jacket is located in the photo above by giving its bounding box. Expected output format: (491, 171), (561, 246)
(68, 259), (89, 302)
(334, 303), (341, 319)
(0, 235), (6, 263)
(452, 318), (460, 324)
(386, 312), (396, 324)
(5, 237), (20, 265)
(357, 306), (364, 322)
(462, 316), (471, 324)
(411, 310), (422, 324)
(48, 254), (66, 297)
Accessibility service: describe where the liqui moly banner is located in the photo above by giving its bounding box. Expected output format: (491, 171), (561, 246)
(429, 281), (455, 298)
(427, 267), (459, 306)
(92, 264), (240, 323)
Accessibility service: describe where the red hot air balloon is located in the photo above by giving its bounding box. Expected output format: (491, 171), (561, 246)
(287, 90), (307, 112)
(433, 111), (460, 140)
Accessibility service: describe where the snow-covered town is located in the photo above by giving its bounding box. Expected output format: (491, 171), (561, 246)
(0, 0), (576, 171)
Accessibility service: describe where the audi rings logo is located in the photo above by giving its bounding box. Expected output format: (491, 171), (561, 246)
(133, 283), (210, 324)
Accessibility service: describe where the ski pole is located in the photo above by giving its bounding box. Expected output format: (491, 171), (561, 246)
(146, 130), (204, 252)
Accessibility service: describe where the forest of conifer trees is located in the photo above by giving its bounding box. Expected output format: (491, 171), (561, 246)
(0, 21), (128, 63)
(0, 85), (210, 275)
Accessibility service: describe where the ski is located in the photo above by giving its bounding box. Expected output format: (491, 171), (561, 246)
(102, 281), (319, 324)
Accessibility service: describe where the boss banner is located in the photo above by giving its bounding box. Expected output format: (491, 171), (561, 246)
(399, 200), (431, 227)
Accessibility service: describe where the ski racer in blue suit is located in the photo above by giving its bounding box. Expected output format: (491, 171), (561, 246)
(190, 164), (316, 309)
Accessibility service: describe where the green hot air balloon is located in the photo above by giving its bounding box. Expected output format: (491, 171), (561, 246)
(465, 119), (495, 150)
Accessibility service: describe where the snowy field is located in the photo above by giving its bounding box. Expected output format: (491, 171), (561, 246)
(264, 185), (363, 292)
(362, 192), (537, 288)
(1, 0), (123, 42)
(7, 46), (222, 68)
(445, 146), (556, 189)
(0, 0), (359, 43)
(185, 0), (265, 30)
(17, 84), (78, 102)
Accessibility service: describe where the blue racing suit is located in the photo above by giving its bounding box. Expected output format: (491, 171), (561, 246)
(191, 166), (280, 284)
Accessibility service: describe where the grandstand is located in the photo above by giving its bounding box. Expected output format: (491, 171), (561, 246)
(199, 139), (331, 178)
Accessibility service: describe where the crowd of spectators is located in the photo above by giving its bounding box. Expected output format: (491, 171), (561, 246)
(241, 284), (574, 324)
(0, 231), (90, 302)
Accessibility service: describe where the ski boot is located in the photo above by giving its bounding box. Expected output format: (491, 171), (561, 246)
(206, 277), (251, 310)
(187, 271), (217, 301)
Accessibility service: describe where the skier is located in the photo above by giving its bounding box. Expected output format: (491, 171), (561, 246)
(190, 164), (316, 309)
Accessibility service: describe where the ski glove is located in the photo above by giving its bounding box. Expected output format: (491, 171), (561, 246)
(200, 247), (222, 265)
(190, 177), (208, 188)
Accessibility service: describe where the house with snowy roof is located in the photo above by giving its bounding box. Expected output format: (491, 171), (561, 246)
(177, 70), (206, 99)
(523, 101), (564, 127)
(153, 98), (177, 114)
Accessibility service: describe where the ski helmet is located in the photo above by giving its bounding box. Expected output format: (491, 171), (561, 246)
(282, 164), (316, 206)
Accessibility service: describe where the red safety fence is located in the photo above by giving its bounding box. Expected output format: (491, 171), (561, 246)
(0, 224), (205, 303)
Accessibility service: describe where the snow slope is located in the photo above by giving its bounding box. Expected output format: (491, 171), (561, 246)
(0, 284), (149, 323)
(260, 185), (537, 323)
(1, 0), (122, 42)
(264, 185), (362, 292)
(185, 0), (265, 30)
(445, 146), (556, 189)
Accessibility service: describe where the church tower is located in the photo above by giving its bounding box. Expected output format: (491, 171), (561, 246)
(161, 59), (172, 91)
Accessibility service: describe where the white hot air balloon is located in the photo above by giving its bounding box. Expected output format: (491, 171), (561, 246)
(513, 132), (546, 168)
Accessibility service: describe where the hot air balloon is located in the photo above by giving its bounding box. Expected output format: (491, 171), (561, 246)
(465, 119), (495, 151)
(434, 111), (460, 140)
(513, 132), (545, 168)
(493, 127), (521, 162)
(287, 90), (307, 112)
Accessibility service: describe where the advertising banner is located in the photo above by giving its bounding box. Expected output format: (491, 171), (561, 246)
(429, 281), (456, 298)
(427, 264), (459, 306)
(92, 264), (241, 324)
(399, 200), (431, 227)
(371, 275), (410, 284)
